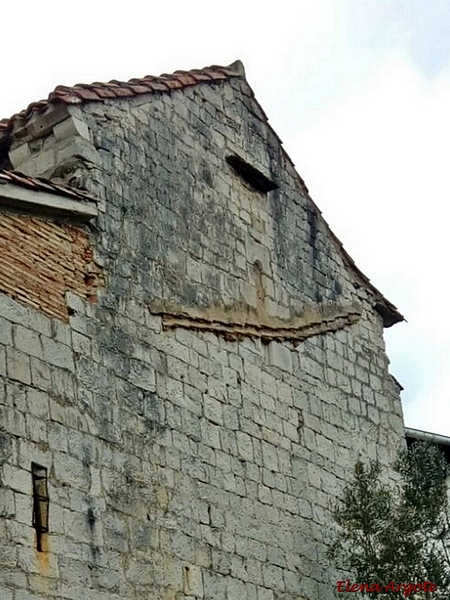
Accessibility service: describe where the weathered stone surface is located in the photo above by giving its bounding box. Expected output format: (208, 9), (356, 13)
(0, 69), (405, 600)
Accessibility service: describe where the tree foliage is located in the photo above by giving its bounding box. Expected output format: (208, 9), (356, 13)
(329, 441), (450, 598)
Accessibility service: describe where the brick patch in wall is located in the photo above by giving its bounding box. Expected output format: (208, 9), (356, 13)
(0, 211), (103, 321)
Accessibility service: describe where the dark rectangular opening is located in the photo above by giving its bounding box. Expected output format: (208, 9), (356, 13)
(31, 463), (49, 552)
(226, 154), (278, 193)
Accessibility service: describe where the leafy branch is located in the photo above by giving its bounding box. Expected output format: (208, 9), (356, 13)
(329, 441), (450, 599)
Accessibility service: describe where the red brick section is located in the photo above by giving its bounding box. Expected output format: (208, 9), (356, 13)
(0, 211), (103, 321)
(0, 61), (245, 135)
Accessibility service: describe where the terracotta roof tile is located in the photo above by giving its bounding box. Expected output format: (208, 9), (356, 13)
(159, 78), (184, 91)
(207, 70), (228, 80)
(172, 72), (199, 86)
(0, 60), (246, 135)
(126, 83), (155, 94)
(87, 86), (120, 99)
(0, 169), (97, 204)
(48, 89), (82, 103)
(74, 87), (104, 101)
(147, 81), (171, 92)
(188, 71), (214, 83)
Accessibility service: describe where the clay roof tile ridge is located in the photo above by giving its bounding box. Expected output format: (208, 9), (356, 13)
(0, 60), (247, 133)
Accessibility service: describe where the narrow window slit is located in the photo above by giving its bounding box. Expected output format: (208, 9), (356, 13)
(31, 463), (49, 551)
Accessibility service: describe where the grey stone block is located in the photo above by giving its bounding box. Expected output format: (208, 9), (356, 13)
(14, 325), (42, 359)
(41, 336), (74, 371)
(6, 348), (31, 384)
(0, 294), (30, 326)
(266, 342), (293, 373)
(29, 357), (51, 389)
(0, 316), (13, 345)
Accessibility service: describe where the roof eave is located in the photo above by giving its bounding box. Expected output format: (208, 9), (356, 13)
(0, 176), (98, 220)
(406, 427), (450, 447)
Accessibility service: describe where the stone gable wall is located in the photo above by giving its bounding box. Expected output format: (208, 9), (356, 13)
(0, 78), (405, 600)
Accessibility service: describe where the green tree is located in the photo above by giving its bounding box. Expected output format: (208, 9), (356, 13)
(329, 441), (450, 598)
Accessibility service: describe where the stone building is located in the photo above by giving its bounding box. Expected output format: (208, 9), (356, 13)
(0, 61), (405, 599)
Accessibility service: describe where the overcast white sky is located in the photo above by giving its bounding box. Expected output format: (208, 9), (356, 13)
(1, 1), (449, 435)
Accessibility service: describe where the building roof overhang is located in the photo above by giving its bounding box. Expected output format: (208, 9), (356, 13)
(406, 426), (450, 464)
(0, 170), (98, 219)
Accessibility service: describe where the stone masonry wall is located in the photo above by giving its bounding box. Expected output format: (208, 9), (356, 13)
(0, 75), (405, 600)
